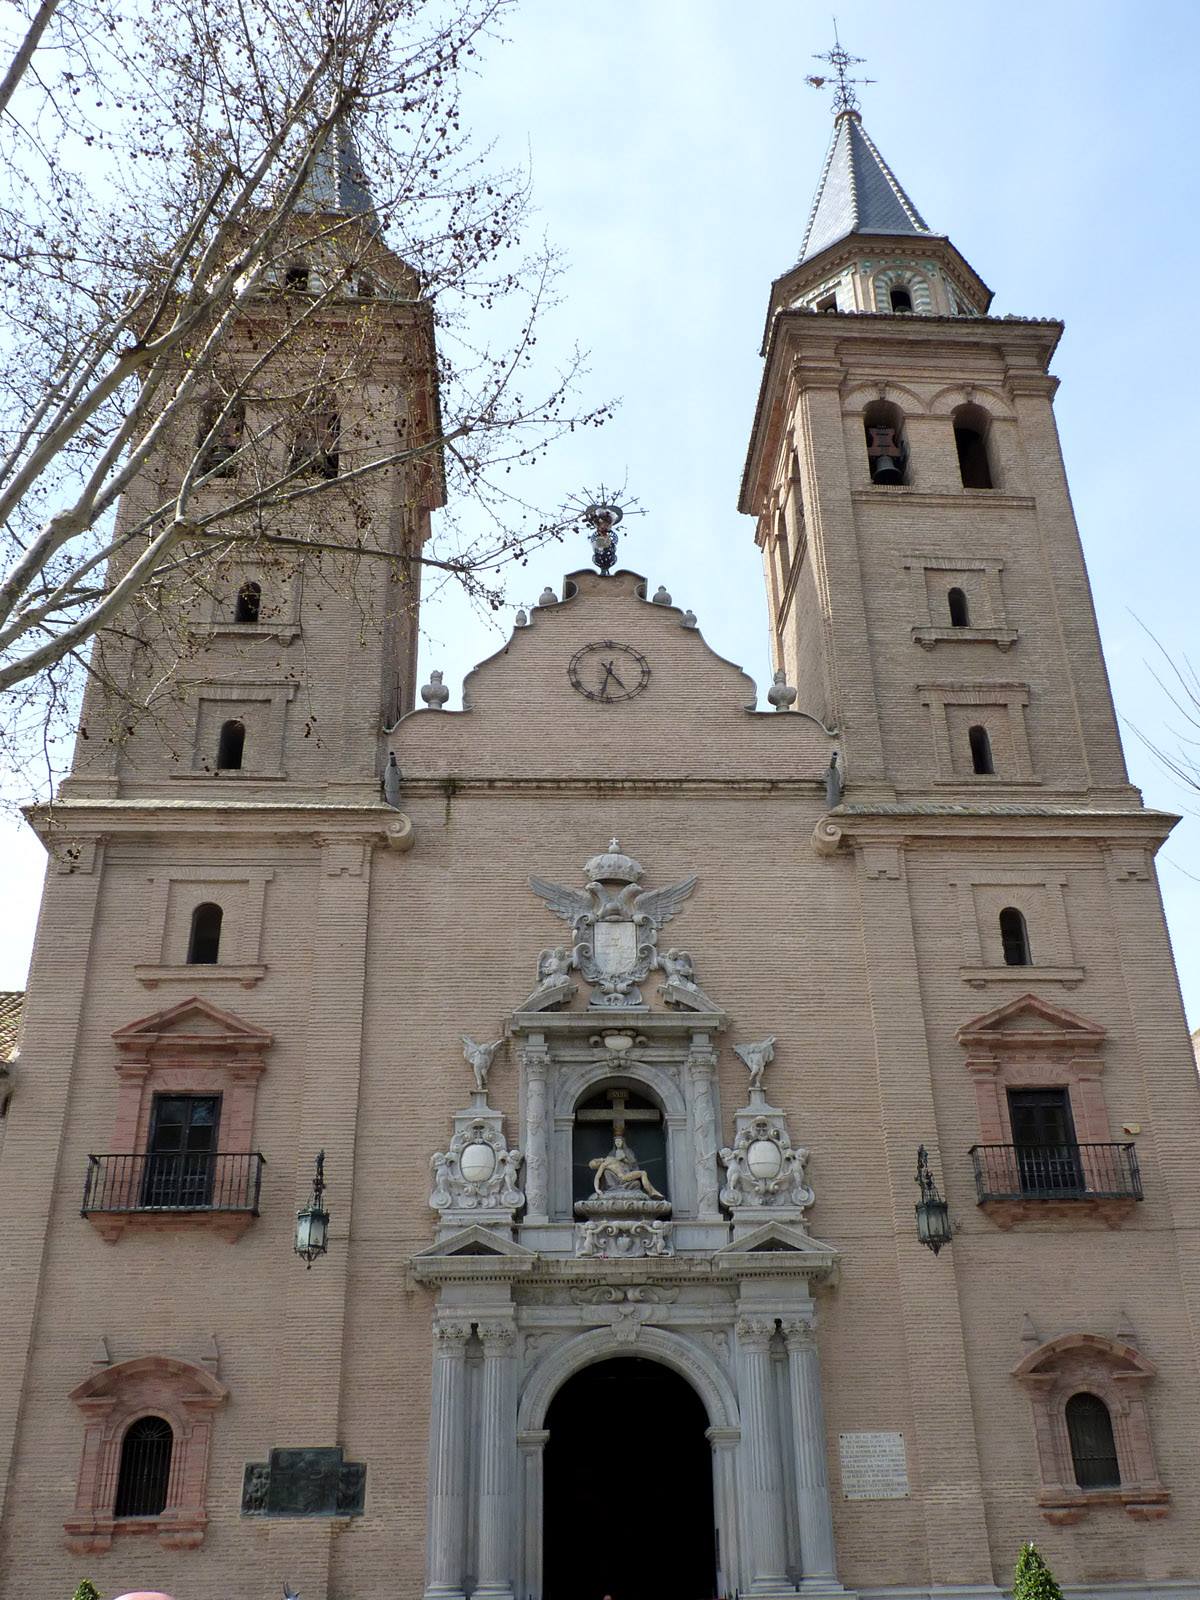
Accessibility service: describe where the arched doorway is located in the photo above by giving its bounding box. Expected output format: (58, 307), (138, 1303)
(543, 1356), (716, 1600)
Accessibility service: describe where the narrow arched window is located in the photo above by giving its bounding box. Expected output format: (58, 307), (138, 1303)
(948, 587), (970, 627)
(196, 398), (244, 478)
(1066, 1393), (1120, 1489)
(953, 403), (994, 489)
(187, 902), (222, 965)
(290, 402), (340, 479)
(235, 581), (261, 623)
(863, 399), (907, 486)
(114, 1415), (173, 1517)
(889, 286), (913, 313)
(999, 906), (1031, 966)
(216, 719), (245, 770)
(968, 724), (994, 775)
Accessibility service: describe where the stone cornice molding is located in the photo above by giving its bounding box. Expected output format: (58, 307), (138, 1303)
(26, 799), (416, 852)
(810, 803), (1175, 856)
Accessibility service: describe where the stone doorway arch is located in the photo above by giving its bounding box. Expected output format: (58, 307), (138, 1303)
(517, 1328), (740, 1600)
(543, 1357), (714, 1600)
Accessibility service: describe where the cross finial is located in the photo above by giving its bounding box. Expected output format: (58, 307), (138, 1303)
(805, 23), (874, 116)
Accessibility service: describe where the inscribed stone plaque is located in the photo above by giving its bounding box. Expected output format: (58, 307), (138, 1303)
(838, 1431), (909, 1500)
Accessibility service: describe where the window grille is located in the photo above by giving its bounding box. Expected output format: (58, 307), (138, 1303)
(1066, 1392), (1121, 1489)
(114, 1416), (173, 1517)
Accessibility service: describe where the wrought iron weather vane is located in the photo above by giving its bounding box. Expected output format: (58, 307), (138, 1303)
(565, 485), (645, 576)
(805, 24), (874, 115)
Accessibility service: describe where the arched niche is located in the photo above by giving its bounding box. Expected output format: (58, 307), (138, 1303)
(550, 1057), (691, 1223)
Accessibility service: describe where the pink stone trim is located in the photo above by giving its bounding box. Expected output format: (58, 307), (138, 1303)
(1011, 1332), (1168, 1523)
(957, 991), (1110, 1145)
(89, 997), (271, 1243)
(65, 1356), (228, 1553)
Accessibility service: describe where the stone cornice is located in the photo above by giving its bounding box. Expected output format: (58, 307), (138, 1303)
(408, 1245), (838, 1290)
(25, 799), (415, 850)
(813, 801), (1177, 852)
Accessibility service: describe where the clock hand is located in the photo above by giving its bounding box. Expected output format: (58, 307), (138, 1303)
(601, 659), (627, 690)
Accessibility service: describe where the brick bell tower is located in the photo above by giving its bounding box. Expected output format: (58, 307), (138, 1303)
(740, 84), (1132, 808)
(65, 125), (444, 808)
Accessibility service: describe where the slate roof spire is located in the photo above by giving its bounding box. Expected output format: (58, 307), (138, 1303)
(799, 109), (931, 264)
(295, 121), (375, 217)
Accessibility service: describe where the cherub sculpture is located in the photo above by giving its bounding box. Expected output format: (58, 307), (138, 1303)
(461, 1035), (503, 1094)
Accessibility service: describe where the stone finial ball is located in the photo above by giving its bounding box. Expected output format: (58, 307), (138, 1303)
(114, 1592), (177, 1600)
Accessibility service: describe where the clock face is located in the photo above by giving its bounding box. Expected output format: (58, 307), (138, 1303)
(568, 640), (651, 703)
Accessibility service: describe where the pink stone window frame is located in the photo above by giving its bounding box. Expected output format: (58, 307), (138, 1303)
(1011, 1334), (1168, 1523)
(91, 996), (271, 1241)
(65, 1356), (229, 1552)
(957, 992), (1110, 1147)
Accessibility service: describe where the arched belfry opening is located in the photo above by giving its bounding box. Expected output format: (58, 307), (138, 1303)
(543, 1357), (716, 1600)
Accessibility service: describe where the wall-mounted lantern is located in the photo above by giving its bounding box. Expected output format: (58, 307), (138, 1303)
(914, 1145), (952, 1255)
(294, 1150), (329, 1268)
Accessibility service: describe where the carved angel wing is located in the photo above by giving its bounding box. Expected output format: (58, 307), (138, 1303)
(528, 876), (593, 927)
(630, 875), (698, 927)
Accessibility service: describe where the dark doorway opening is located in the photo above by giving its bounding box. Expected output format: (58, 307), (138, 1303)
(544, 1357), (716, 1600)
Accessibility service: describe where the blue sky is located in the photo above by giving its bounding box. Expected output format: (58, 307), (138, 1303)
(2, 0), (1199, 1026)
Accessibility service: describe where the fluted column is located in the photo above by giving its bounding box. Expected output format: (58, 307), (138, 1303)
(475, 1321), (517, 1599)
(521, 1045), (551, 1222)
(706, 1425), (743, 1597)
(688, 1043), (721, 1218)
(736, 1317), (789, 1593)
(517, 1429), (549, 1600)
(783, 1319), (838, 1584)
(425, 1320), (470, 1600)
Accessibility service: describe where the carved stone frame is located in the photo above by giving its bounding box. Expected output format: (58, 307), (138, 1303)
(1012, 1334), (1168, 1524)
(65, 1355), (229, 1552)
(957, 994), (1134, 1228)
(92, 995), (271, 1242)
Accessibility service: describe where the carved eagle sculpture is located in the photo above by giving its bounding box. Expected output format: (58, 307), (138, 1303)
(528, 874), (698, 931)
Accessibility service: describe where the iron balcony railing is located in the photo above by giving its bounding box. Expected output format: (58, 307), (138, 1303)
(969, 1142), (1142, 1204)
(81, 1151), (265, 1216)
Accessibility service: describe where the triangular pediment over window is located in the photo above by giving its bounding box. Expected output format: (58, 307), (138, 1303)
(957, 993), (1106, 1051)
(112, 995), (274, 1049)
(712, 1219), (840, 1281)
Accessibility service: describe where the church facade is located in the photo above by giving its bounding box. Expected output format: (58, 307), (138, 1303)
(2, 90), (1200, 1600)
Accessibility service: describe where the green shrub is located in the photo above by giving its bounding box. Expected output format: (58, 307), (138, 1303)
(72, 1583), (101, 1600)
(1014, 1542), (1064, 1600)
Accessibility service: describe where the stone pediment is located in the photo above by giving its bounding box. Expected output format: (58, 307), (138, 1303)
(712, 1219), (840, 1281)
(410, 1226), (538, 1284)
(112, 995), (273, 1053)
(957, 993), (1106, 1050)
(391, 568), (837, 784)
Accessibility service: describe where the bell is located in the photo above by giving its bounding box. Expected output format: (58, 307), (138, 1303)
(868, 427), (904, 485)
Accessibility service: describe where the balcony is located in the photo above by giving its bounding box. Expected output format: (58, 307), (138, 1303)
(81, 1151), (265, 1243)
(969, 1142), (1142, 1229)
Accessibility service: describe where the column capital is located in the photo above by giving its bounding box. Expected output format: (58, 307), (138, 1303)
(736, 1316), (777, 1350)
(781, 1317), (817, 1352)
(434, 1320), (472, 1352)
(476, 1320), (517, 1353)
(517, 1429), (550, 1453)
(705, 1426), (741, 1450)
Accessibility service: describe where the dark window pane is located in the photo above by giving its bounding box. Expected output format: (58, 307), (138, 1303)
(114, 1416), (173, 1517)
(1066, 1393), (1120, 1488)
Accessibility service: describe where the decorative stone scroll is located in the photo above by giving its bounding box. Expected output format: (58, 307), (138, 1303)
(429, 1045), (524, 1235)
(574, 1218), (673, 1258)
(720, 1036), (814, 1229)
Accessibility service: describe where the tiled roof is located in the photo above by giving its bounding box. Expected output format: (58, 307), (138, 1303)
(296, 123), (375, 217)
(800, 111), (930, 263)
(0, 991), (22, 1063)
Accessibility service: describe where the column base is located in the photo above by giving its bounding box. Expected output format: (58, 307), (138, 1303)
(797, 1581), (857, 1598)
(747, 1581), (799, 1599)
(473, 1586), (515, 1600)
(423, 1587), (467, 1600)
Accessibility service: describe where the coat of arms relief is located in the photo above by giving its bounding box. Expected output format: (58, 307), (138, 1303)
(526, 839), (718, 1011)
